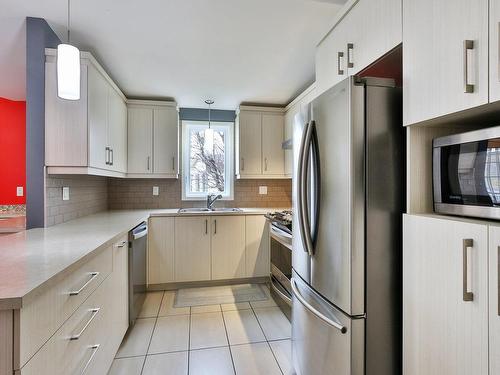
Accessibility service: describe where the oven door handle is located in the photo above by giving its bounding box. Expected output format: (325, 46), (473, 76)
(271, 276), (292, 306)
(270, 225), (292, 240)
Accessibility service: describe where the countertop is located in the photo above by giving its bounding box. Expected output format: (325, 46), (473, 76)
(0, 208), (284, 310)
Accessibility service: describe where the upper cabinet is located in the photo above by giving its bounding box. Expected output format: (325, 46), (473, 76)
(237, 106), (286, 179)
(403, 0), (489, 125)
(490, 0), (500, 102)
(127, 101), (179, 178)
(316, 0), (402, 96)
(45, 49), (129, 177)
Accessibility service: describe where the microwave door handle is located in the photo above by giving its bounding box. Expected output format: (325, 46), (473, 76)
(309, 121), (321, 245)
(300, 121), (315, 257)
(297, 122), (310, 255)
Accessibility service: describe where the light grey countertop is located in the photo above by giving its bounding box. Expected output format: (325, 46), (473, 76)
(0, 208), (285, 310)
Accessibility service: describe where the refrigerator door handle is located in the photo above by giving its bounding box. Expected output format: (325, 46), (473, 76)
(297, 121), (311, 255)
(309, 121), (321, 245)
(300, 121), (315, 256)
(291, 278), (347, 334)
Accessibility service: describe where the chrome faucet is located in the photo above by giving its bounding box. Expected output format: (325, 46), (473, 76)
(207, 194), (223, 210)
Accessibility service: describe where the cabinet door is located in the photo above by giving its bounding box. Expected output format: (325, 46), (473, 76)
(262, 113), (284, 176)
(153, 108), (178, 175)
(403, 214), (488, 375)
(211, 216), (246, 280)
(245, 216), (270, 277)
(403, 0), (488, 125)
(107, 88), (127, 173)
(88, 65), (109, 170)
(238, 111), (262, 176)
(489, 226), (500, 375)
(45, 61), (88, 166)
(148, 217), (175, 284)
(315, 18), (347, 96)
(174, 216), (211, 282)
(127, 107), (153, 174)
(345, 0), (402, 76)
(490, 0), (500, 101)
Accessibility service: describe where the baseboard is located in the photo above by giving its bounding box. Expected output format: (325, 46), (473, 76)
(147, 276), (270, 291)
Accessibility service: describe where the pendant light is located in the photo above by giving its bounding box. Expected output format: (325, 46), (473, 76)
(57, 0), (80, 100)
(205, 99), (214, 129)
(204, 99), (215, 153)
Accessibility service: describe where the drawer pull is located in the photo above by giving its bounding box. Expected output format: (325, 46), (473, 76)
(116, 241), (127, 248)
(463, 239), (474, 301)
(70, 308), (100, 340)
(81, 344), (100, 375)
(463, 40), (474, 93)
(69, 272), (100, 296)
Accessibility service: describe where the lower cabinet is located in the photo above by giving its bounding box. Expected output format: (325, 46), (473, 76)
(148, 214), (270, 285)
(211, 216), (246, 280)
(174, 216), (212, 282)
(489, 226), (500, 375)
(403, 214), (489, 375)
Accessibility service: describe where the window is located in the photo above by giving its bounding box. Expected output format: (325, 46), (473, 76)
(182, 121), (234, 200)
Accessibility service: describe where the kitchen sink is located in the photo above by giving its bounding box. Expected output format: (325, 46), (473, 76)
(177, 207), (243, 213)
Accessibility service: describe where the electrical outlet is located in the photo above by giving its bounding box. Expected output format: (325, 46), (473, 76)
(16, 186), (23, 197)
(62, 187), (70, 201)
(259, 186), (268, 195)
(152, 186), (159, 196)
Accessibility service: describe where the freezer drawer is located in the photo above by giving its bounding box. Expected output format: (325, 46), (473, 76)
(291, 273), (364, 375)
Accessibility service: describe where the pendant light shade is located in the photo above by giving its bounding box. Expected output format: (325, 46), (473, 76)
(57, 44), (80, 100)
(57, 0), (80, 100)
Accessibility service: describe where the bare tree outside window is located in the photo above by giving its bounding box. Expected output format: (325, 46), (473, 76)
(189, 129), (226, 193)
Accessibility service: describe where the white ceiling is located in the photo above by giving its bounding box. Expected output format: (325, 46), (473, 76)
(0, 0), (344, 109)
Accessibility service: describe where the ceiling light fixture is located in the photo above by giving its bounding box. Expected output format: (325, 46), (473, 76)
(57, 0), (80, 100)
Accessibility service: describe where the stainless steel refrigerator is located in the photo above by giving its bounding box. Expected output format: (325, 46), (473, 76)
(292, 76), (403, 375)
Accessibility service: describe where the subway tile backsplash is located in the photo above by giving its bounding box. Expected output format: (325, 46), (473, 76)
(44, 176), (291, 227)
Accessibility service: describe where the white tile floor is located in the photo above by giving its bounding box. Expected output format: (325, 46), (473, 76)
(108, 287), (294, 375)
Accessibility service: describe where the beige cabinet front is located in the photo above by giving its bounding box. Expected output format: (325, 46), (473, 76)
(262, 114), (285, 176)
(174, 216), (212, 282)
(127, 107), (153, 174)
(403, 214), (489, 375)
(245, 215), (270, 277)
(403, 0), (488, 125)
(153, 108), (179, 176)
(148, 217), (175, 284)
(211, 216), (246, 280)
(238, 111), (262, 176)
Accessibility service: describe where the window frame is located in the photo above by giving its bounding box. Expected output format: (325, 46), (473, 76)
(181, 120), (234, 201)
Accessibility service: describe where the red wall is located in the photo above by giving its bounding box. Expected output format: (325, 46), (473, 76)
(0, 97), (26, 204)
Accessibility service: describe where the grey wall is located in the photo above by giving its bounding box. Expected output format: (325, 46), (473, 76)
(26, 17), (61, 229)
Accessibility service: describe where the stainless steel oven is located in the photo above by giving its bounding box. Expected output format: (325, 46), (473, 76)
(433, 125), (500, 219)
(269, 223), (292, 320)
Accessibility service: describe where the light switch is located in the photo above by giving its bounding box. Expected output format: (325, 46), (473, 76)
(259, 186), (268, 195)
(153, 186), (159, 196)
(16, 186), (23, 197)
(62, 187), (70, 201)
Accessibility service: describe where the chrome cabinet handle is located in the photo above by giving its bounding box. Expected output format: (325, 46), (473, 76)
(116, 241), (127, 248)
(463, 239), (474, 301)
(70, 308), (100, 340)
(337, 51), (344, 75)
(110, 148), (114, 165)
(291, 278), (347, 334)
(347, 43), (354, 68)
(463, 40), (474, 93)
(105, 147), (110, 165)
(172, 156), (175, 171)
(81, 344), (100, 375)
(205, 219), (208, 235)
(214, 219), (217, 235)
(241, 157), (245, 171)
(69, 272), (100, 296)
(147, 156), (150, 171)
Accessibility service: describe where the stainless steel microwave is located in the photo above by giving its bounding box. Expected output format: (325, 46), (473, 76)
(433, 126), (500, 219)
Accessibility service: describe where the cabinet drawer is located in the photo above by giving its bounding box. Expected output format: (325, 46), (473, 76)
(17, 247), (112, 368)
(18, 269), (114, 375)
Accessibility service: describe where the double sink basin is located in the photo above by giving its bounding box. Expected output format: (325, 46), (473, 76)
(177, 207), (243, 214)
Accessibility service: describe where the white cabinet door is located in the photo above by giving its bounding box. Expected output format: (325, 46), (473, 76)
(174, 216), (211, 282)
(153, 108), (178, 175)
(211, 216), (246, 280)
(403, 0), (488, 125)
(148, 217), (175, 285)
(245, 216), (270, 277)
(490, 0), (500, 102)
(107, 88), (127, 173)
(345, 0), (401, 76)
(238, 111), (262, 176)
(489, 225), (500, 375)
(88, 65), (109, 170)
(262, 114), (284, 176)
(127, 107), (153, 174)
(403, 214), (489, 375)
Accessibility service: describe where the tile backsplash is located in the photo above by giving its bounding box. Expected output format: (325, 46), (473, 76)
(108, 178), (291, 210)
(45, 175), (108, 226)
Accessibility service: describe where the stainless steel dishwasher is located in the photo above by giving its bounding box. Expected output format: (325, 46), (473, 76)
(129, 221), (147, 325)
